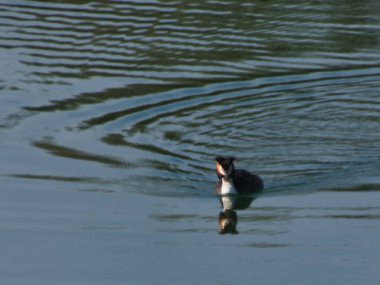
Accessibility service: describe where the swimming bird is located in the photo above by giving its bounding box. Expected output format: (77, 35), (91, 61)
(215, 156), (263, 195)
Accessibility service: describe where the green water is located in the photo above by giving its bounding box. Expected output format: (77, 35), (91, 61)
(1, 0), (380, 284)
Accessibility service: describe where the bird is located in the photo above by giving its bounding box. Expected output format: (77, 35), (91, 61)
(215, 156), (263, 195)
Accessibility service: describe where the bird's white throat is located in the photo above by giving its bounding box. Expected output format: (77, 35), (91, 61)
(220, 178), (237, 195)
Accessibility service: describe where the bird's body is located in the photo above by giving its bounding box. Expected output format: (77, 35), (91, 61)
(215, 156), (263, 195)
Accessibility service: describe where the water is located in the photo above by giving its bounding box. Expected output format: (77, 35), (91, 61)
(1, 0), (380, 284)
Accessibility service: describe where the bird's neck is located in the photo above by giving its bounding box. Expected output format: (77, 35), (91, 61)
(220, 177), (237, 195)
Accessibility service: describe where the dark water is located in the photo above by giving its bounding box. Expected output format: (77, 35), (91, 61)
(1, 0), (380, 284)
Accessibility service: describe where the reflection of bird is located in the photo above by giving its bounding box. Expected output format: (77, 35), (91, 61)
(218, 196), (257, 235)
(220, 195), (255, 211)
(219, 210), (238, 234)
(215, 156), (264, 195)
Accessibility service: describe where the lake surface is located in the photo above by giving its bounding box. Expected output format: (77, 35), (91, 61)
(1, 0), (380, 284)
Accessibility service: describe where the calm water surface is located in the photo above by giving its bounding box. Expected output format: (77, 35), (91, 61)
(1, 0), (380, 284)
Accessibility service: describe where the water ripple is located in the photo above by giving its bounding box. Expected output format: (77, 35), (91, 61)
(19, 66), (380, 195)
(1, 0), (380, 196)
